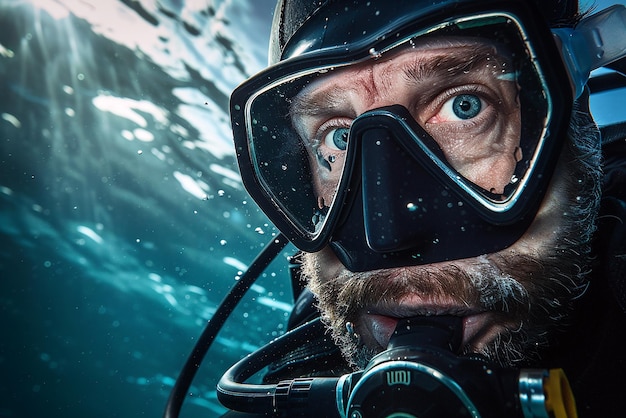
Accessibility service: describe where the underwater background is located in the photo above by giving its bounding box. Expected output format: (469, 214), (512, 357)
(0, 1), (289, 417)
(0, 0), (623, 417)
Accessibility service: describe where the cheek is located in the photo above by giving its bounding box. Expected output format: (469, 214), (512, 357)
(302, 247), (346, 284)
(312, 176), (339, 209)
(307, 151), (345, 208)
(508, 165), (569, 256)
(430, 113), (522, 194)
(462, 154), (519, 195)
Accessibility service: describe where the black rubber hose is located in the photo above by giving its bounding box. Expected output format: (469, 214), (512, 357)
(216, 317), (339, 414)
(163, 233), (290, 418)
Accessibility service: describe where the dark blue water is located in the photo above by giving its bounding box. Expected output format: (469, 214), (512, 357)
(0, 1), (291, 417)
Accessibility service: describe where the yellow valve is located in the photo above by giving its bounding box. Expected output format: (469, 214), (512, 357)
(544, 368), (578, 418)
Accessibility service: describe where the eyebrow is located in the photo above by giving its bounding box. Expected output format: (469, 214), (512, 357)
(402, 43), (512, 83)
(290, 81), (356, 119)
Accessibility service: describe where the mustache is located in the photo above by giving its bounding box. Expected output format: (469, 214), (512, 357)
(304, 254), (533, 319)
(302, 250), (578, 367)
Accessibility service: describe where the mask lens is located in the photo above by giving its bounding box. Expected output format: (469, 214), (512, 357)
(247, 71), (349, 238)
(243, 13), (551, 243)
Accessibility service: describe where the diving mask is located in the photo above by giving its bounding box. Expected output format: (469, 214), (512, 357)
(230, 0), (626, 270)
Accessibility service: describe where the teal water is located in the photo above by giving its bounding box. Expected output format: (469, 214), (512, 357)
(0, 1), (292, 417)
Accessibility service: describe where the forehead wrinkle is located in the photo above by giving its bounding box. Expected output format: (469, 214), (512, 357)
(401, 43), (509, 83)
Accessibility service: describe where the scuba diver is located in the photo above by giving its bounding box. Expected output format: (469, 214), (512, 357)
(164, 0), (626, 417)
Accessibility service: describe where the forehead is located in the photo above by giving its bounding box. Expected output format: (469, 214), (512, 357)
(292, 37), (513, 110)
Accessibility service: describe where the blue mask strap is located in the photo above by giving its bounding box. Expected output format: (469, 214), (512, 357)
(554, 4), (626, 98)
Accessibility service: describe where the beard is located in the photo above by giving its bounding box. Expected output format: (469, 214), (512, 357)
(300, 103), (602, 370)
(303, 249), (585, 369)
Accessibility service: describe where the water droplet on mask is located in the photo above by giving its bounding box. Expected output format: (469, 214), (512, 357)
(368, 47), (381, 58)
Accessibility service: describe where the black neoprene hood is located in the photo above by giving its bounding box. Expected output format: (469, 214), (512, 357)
(269, 0), (579, 64)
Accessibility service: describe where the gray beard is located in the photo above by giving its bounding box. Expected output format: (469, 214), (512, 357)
(301, 105), (601, 370)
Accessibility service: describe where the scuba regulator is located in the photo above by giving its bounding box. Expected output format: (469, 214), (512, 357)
(216, 312), (577, 418)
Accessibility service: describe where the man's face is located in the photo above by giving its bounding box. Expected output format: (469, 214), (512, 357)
(290, 38), (591, 368)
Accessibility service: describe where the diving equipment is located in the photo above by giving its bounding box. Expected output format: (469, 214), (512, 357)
(216, 315), (577, 418)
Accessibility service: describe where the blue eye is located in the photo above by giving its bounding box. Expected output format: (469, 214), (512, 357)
(451, 94), (482, 120)
(324, 127), (349, 150)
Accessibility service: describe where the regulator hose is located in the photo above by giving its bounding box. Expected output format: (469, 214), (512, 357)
(163, 233), (289, 418)
(217, 317), (341, 415)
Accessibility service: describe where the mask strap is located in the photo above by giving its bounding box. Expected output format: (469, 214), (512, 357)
(553, 4), (626, 98)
